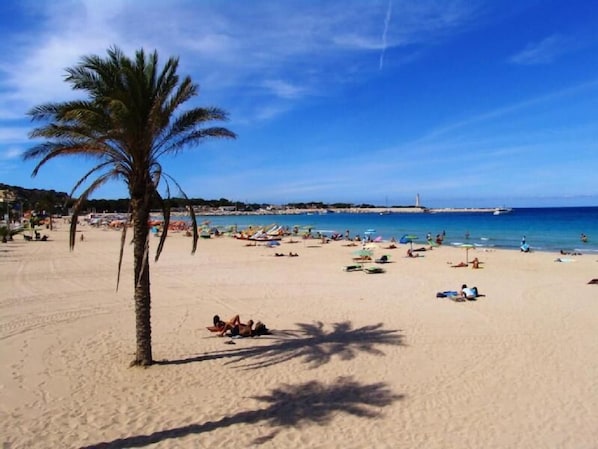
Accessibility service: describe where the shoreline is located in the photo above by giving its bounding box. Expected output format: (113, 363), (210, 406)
(179, 206), (508, 216)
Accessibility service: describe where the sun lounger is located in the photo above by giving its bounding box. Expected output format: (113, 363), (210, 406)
(344, 264), (363, 272)
(364, 266), (385, 274)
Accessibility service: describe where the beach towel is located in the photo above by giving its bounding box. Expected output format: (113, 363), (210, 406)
(436, 291), (459, 298)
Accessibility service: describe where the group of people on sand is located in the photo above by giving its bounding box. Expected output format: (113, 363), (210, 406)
(275, 252), (299, 257)
(208, 314), (270, 338)
(451, 257), (480, 269)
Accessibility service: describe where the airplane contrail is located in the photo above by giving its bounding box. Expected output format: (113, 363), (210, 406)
(379, 0), (392, 70)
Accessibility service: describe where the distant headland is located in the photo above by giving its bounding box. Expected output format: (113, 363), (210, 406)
(1, 183), (510, 218)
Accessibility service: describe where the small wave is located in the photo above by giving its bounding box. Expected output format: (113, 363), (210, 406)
(576, 247), (598, 254)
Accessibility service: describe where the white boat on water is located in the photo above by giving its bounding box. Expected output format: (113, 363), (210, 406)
(493, 207), (512, 215)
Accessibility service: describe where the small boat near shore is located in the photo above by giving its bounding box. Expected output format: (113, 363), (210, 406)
(493, 207), (513, 215)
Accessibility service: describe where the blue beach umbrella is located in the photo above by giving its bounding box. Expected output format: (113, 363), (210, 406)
(400, 234), (418, 250)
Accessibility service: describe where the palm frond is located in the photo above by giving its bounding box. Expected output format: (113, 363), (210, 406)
(116, 203), (131, 292)
(163, 173), (199, 253)
(153, 190), (170, 262)
(69, 162), (120, 199)
(68, 172), (116, 250)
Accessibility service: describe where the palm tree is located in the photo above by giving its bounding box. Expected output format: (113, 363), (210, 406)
(24, 46), (236, 366)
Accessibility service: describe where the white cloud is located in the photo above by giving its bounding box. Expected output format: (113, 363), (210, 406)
(509, 35), (569, 65)
(0, 0), (484, 120)
(262, 80), (308, 99)
(0, 127), (29, 145)
(379, 0), (393, 69)
(0, 146), (23, 161)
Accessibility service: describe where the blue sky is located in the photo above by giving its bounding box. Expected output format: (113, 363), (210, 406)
(0, 0), (597, 208)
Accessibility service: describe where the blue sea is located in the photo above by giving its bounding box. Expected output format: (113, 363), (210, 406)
(188, 207), (598, 254)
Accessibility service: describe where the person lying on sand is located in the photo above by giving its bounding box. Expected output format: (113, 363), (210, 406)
(218, 315), (254, 337)
(460, 284), (480, 300)
(206, 315), (227, 332)
(407, 249), (420, 258)
(451, 262), (468, 268)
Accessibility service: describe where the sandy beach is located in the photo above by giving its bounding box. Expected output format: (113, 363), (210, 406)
(1, 225), (597, 449)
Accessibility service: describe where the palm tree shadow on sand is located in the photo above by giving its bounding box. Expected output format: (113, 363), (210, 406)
(157, 321), (405, 369)
(81, 376), (404, 448)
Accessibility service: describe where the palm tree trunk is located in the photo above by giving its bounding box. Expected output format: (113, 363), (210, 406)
(131, 196), (152, 366)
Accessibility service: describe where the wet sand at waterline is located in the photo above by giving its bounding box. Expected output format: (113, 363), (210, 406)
(1, 226), (597, 448)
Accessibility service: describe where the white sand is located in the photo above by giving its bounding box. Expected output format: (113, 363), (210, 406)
(1, 225), (597, 448)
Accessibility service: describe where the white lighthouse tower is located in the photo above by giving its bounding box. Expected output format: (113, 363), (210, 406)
(415, 193), (420, 208)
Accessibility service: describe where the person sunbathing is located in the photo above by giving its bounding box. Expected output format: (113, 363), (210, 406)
(206, 315), (227, 332)
(407, 249), (420, 258)
(472, 257), (480, 269)
(460, 284), (479, 300)
(218, 315), (254, 337)
(451, 261), (468, 267)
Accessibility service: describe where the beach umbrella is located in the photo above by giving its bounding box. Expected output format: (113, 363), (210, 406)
(461, 243), (475, 263)
(352, 248), (374, 259)
(400, 234), (418, 250)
